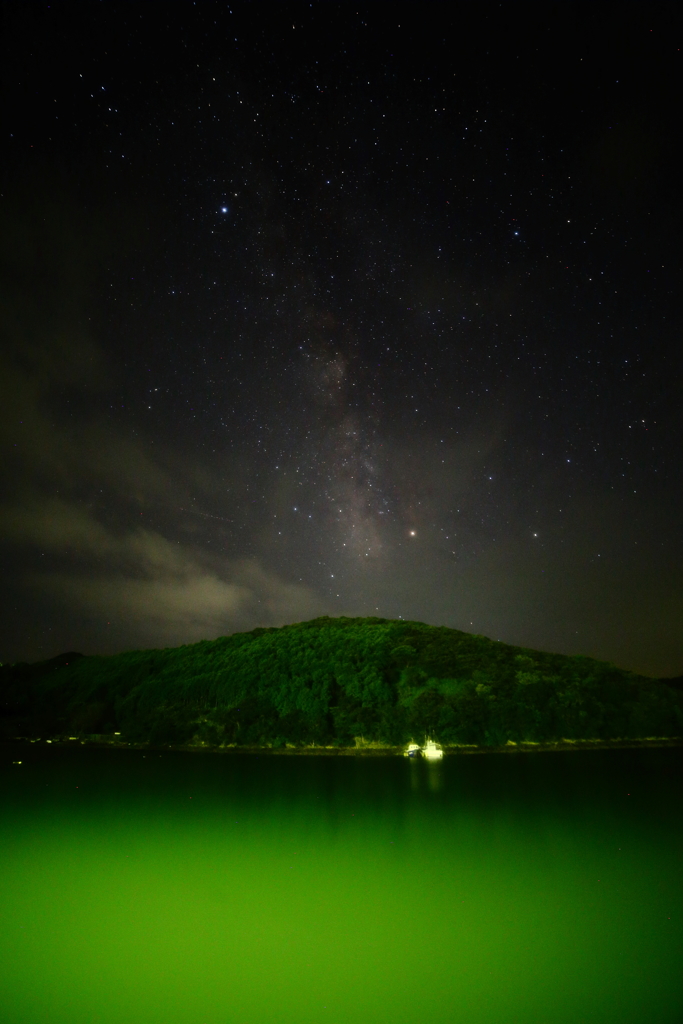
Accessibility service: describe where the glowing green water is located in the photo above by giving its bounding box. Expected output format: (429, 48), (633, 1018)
(1, 744), (681, 1024)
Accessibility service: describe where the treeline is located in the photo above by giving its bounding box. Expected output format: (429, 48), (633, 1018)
(1, 617), (681, 748)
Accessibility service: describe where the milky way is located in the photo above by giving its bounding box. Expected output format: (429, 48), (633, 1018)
(1, 4), (681, 676)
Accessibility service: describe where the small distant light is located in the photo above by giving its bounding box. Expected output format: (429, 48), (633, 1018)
(409, 530), (416, 537)
(221, 206), (228, 213)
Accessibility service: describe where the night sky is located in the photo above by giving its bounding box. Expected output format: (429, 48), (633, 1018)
(1, 2), (681, 676)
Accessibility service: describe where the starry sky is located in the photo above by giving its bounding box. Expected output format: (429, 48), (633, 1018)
(1, 2), (681, 677)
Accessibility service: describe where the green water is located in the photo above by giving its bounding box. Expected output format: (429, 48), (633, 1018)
(1, 744), (681, 1024)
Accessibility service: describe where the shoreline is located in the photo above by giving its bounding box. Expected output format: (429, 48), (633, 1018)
(5, 735), (682, 756)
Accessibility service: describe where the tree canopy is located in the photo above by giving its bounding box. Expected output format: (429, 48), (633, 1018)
(1, 617), (681, 749)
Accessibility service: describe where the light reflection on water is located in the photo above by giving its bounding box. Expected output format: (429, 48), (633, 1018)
(408, 757), (443, 792)
(0, 743), (682, 1024)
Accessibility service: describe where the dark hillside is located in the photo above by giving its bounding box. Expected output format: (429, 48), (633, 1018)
(1, 617), (681, 749)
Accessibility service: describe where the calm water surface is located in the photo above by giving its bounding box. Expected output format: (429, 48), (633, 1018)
(1, 743), (681, 1024)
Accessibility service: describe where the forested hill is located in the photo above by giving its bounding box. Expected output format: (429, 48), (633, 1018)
(1, 617), (681, 749)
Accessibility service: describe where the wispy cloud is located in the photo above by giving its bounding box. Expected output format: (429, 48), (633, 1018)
(2, 496), (326, 649)
(0, 194), (328, 656)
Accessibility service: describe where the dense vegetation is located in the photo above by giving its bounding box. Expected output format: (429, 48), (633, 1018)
(1, 617), (681, 749)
